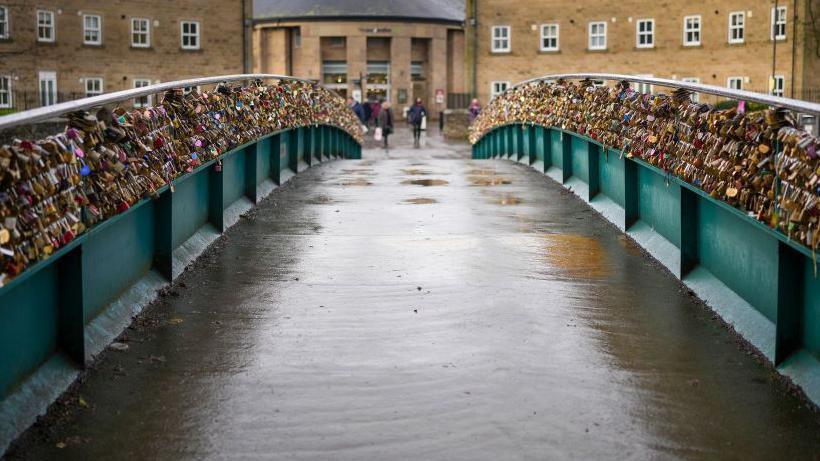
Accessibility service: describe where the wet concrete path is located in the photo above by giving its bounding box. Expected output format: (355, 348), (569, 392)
(7, 128), (820, 460)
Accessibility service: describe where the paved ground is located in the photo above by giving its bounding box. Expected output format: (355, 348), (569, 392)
(5, 126), (820, 460)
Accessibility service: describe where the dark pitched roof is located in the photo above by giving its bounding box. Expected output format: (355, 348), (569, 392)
(253, 0), (465, 24)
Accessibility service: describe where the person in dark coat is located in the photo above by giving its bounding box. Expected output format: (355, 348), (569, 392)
(377, 101), (394, 150)
(363, 101), (372, 126)
(369, 100), (382, 128)
(407, 98), (428, 148)
(347, 97), (365, 123)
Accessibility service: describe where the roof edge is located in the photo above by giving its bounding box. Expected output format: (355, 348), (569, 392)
(253, 15), (464, 27)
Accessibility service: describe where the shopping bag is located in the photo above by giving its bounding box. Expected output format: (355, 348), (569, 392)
(374, 127), (383, 141)
(361, 124), (369, 134)
(420, 116), (427, 131)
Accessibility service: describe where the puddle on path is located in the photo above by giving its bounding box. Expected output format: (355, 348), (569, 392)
(403, 198), (438, 204)
(339, 179), (373, 186)
(466, 168), (498, 176)
(401, 168), (433, 175)
(543, 233), (609, 279)
(469, 176), (512, 186)
(341, 169), (376, 176)
(307, 194), (336, 204)
(401, 179), (449, 186)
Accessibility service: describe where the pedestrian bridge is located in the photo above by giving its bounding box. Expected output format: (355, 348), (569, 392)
(0, 75), (818, 459)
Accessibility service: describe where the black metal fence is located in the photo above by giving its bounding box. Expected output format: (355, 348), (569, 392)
(3, 91), (91, 112)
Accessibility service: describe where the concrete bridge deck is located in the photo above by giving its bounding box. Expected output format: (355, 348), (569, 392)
(6, 128), (819, 460)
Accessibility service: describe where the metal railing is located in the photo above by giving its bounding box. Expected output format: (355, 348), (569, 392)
(508, 73), (820, 116)
(0, 74), (330, 131)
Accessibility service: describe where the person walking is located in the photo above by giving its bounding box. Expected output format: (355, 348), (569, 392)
(363, 101), (372, 127)
(468, 98), (482, 123)
(407, 98), (428, 148)
(347, 97), (365, 124)
(369, 99), (382, 128)
(377, 101), (394, 150)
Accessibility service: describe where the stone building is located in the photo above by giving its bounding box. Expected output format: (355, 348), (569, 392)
(464, 0), (820, 105)
(252, 0), (467, 114)
(0, 0), (252, 111)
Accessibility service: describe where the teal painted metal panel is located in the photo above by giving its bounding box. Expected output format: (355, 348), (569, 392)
(222, 148), (247, 207)
(0, 266), (59, 398)
(171, 170), (210, 249)
(259, 138), (272, 181)
(550, 130), (563, 169)
(803, 259), (820, 357)
(571, 136), (589, 183)
(698, 198), (779, 322)
(637, 166), (681, 247)
(82, 203), (155, 322)
(598, 148), (625, 207)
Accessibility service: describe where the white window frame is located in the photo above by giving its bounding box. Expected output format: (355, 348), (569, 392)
(770, 75), (785, 97)
(131, 17), (150, 48)
(133, 78), (152, 108)
(540, 23), (559, 51)
(490, 81), (509, 99)
(0, 6), (9, 39)
(588, 21), (607, 50)
(180, 20), (200, 50)
(36, 10), (55, 43)
(683, 15), (701, 46)
(728, 11), (744, 44)
(38, 71), (57, 106)
(0, 75), (11, 108)
(727, 76), (744, 91)
(491, 25), (510, 53)
(636, 19), (654, 49)
(83, 14), (101, 45)
(84, 77), (103, 97)
(771, 6), (787, 40)
(681, 77), (700, 102)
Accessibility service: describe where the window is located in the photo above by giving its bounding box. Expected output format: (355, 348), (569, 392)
(727, 77), (744, 91)
(0, 76), (11, 108)
(131, 18), (150, 47)
(133, 78), (151, 108)
(292, 27), (300, 48)
(540, 23), (559, 51)
(181, 21), (199, 49)
(681, 77), (700, 102)
(84, 77), (103, 97)
(491, 81), (509, 98)
(770, 75), (785, 97)
(636, 19), (654, 48)
(491, 26), (510, 53)
(83, 14), (101, 45)
(728, 12), (744, 44)
(366, 61), (389, 102)
(37, 10), (54, 42)
(38, 71), (56, 106)
(683, 15), (701, 46)
(411, 61), (425, 81)
(771, 6), (787, 40)
(588, 21), (606, 50)
(0, 6), (9, 39)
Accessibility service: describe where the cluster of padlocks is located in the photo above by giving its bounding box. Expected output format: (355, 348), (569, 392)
(469, 80), (819, 251)
(0, 80), (362, 284)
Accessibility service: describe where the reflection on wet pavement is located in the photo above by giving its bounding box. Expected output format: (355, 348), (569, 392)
(401, 179), (449, 186)
(403, 198), (438, 204)
(9, 125), (819, 461)
(542, 233), (610, 279)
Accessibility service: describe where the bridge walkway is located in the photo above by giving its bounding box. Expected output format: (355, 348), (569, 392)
(7, 126), (820, 460)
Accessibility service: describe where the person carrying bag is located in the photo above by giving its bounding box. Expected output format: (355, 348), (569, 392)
(377, 101), (394, 150)
(407, 98), (428, 148)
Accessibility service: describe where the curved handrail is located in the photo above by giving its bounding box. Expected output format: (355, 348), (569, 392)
(0, 74), (334, 130)
(509, 73), (820, 116)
